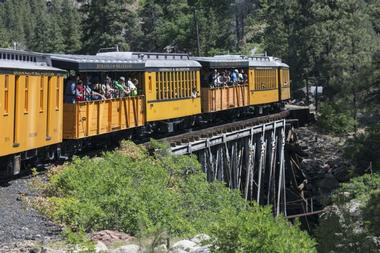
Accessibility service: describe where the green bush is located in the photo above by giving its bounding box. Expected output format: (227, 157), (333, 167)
(315, 173), (380, 252)
(43, 140), (316, 252)
(318, 102), (356, 135)
(210, 207), (315, 253)
(330, 172), (380, 204)
(363, 190), (380, 237)
(345, 124), (380, 174)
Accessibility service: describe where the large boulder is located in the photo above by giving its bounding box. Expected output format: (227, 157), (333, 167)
(95, 241), (108, 253)
(318, 173), (339, 195)
(189, 234), (210, 245)
(91, 230), (134, 246)
(111, 244), (140, 253)
(170, 240), (197, 252)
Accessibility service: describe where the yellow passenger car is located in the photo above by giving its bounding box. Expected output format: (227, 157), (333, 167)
(98, 52), (202, 132)
(50, 54), (146, 139)
(0, 49), (65, 175)
(247, 56), (279, 106)
(193, 56), (250, 113)
(247, 56), (290, 105)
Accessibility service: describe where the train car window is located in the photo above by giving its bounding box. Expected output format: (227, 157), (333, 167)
(156, 72), (160, 97)
(4, 75), (9, 115)
(282, 69), (289, 86)
(184, 72), (188, 97)
(154, 70), (199, 100)
(182, 71), (186, 97)
(180, 72), (184, 97)
(169, 72), (172, 99)
(24, 76), (29, 113)
(160, 72), (164, 99)
(174, 72), (178, 98)
(171, 72), (175, 98)
(254, 69), (276, 90)
(157, 72), (161, 99)
(185, 72), (188, 97)
(192, 71), (195, 94)
(185, 72), (189, 97)
(39, 76), (44, 112)
(148, 75), (152, 92)
(56, 77), (60, 110)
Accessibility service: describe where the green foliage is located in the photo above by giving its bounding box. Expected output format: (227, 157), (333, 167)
(363, 190), (380, 237)
(315, 173), (380, 252)
(61, 227), (95, 249)
(344, 124), (380, 174)
(0, 0), (81, 52)
(80, 0), (131, 54)
(43, 141), (315, 251)
(210, 208), (316, 253)
(330, 173), (380, 204)
(60, 0), (82, 53)
(317, 102), (356, 135)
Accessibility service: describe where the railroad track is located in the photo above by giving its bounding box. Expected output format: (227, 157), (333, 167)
(1, 110), (292, 181)
(163, 110), (290, 147)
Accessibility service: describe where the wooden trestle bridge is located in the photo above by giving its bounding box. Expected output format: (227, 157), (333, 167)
(166, 110), (318, 219)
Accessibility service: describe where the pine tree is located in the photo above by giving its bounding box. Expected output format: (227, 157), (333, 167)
(60, 0), (82, 53)
(81, 0), (129, 54)
(2, 0), (26, 47)
(30, 0), (64, 53)
(138, 0), (163, 51)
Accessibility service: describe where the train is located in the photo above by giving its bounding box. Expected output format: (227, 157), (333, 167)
(0, 49), (290, 177)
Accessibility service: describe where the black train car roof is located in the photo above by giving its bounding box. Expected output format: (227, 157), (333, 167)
(0, 48), (66, 74)
(50, 54), (145, 72)
(191, 55), (249, 69)
(97, 52), (202, 71)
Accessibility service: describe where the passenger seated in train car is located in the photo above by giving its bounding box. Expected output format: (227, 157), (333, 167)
(91, 83), (107, 100)
(113, 76), (130, 97)
(211, 69), (219, 87)
(192, 86), (198, 98)
(132, 78), (139, 96)
(127, 77), (137, 96)
(75, 80), (86, 102)
(240, 69), (248, 84)
(104, 76), (116, 99)
(231, 69), (238, 84)
(223, 70), (231, 86)
(64, 71), (77, 103)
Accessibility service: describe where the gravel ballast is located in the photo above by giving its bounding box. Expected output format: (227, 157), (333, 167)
(0, 175), (61, 250)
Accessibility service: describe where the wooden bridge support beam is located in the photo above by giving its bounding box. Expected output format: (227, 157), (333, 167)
(171, 119), (289, 216)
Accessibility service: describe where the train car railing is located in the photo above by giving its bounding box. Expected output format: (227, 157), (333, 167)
(63, 96), (145, 139)
(201, 84), (249, 113)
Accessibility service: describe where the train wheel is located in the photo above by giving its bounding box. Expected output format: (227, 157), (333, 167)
(0, 155), (21, 178)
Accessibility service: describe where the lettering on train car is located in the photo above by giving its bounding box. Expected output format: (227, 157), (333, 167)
(29, 132), (38, 138)
(157, 68), (191, 72)
(96, 63), (138, 70)
(10, 71), (63, 76)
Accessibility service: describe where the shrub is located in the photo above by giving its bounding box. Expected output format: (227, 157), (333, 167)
(363, 190), (380, 237)
(330, 172), (380, 204)
(43, 141), (316, 251)
(344, 124), (380, 174)
(318, 102), (356, 135)
(210, 207), (316, 253)
(315, 173), (380, 252)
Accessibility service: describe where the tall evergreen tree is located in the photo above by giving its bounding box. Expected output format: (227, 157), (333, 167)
(30, 0), (64, 53)
(60, 0), (82, 53)
(81, 0), (129, 54)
